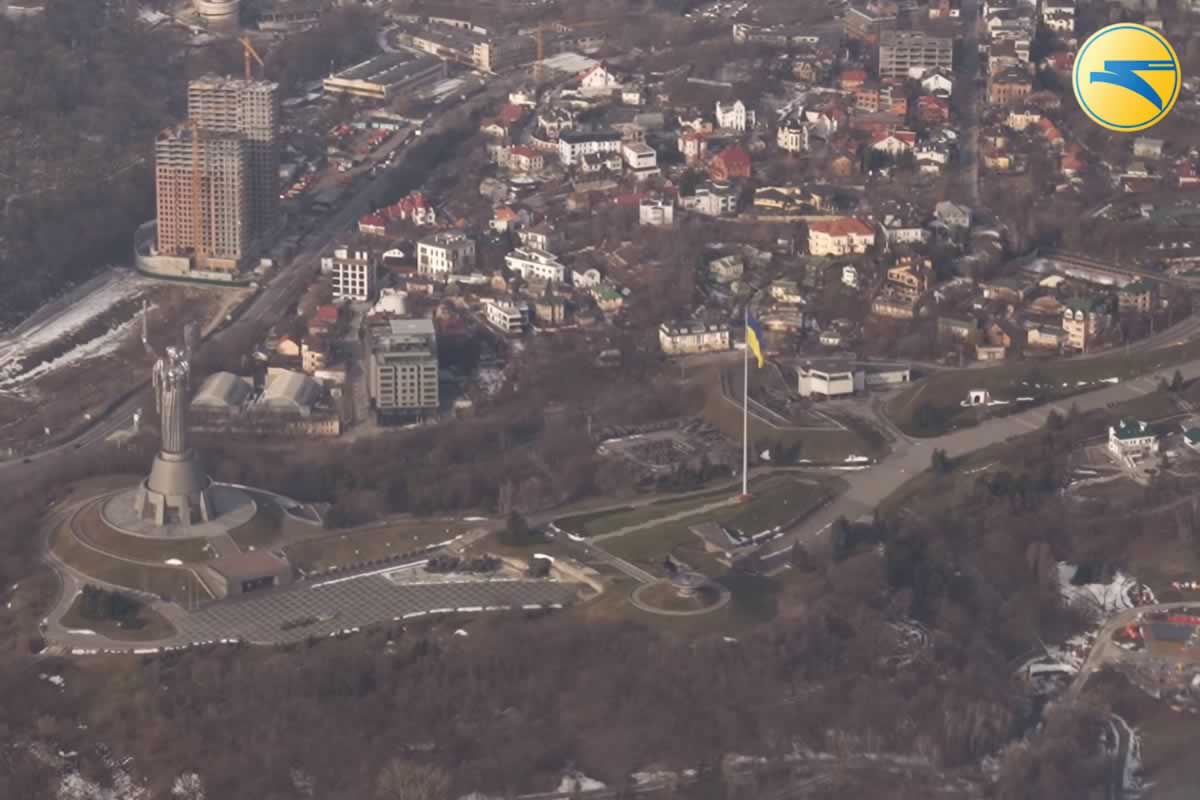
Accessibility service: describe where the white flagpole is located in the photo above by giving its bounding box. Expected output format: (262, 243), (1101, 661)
(743, 306), (749, 497)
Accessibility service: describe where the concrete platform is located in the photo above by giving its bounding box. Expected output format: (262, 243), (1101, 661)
(102, 483), (256, 539)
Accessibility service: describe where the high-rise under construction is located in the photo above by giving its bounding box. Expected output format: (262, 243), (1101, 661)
(154, 127), (249, 272)
(154, 76), (279, 272)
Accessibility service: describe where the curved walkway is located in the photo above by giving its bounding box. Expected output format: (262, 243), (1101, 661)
(630, 580), (731, 616)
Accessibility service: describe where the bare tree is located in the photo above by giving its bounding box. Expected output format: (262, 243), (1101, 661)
(375, 760), (450, 800)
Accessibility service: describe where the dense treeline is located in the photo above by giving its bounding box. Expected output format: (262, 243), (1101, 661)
(0, 1), (182, 326)
(0, 419), (1141, 798)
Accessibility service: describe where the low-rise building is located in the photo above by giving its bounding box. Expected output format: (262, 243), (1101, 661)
(659, 320), (731, 354)
(807, 217), (876, 256)
(622, 142), (659, 179)
(558, 129), (623, 166)
(871, 291), (916, 319)
(639, 195), (674, 226)
(715, 99), (755, 132)
(1118, 280), (1155, 313)
(680, 182), (739, 217)
(776, 119), (809, 153)
(1108, 418), (1158, 460)
(708, 145), (752, 181)
(482, 299), (528, 334)
(505, 247), (566, 283)
(1062, 296), (1109, 352)
(797, 361), (862, 397)
(417, 232), (476, 279)
(886, 257), (932, 300)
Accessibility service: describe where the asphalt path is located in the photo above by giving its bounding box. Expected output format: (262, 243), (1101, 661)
(775, 359), (1200, 555)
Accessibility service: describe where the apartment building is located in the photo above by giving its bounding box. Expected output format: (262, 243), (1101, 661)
(878, 29), (953, 79)
(483, 299), (528, 334)
(321, 246), (376, 302)
(417, 232), (476, 279)
(187, 76), (280, 235)
(367, 319), (439, 421)
(558, 129), (623, 166)
(154, 127), (248, 271)
(505, 247), (566, 283)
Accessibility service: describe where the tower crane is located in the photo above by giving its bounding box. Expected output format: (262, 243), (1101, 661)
(239, 35), (265, 81)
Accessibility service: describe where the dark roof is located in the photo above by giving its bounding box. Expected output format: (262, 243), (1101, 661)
(559, 129), (622, 144)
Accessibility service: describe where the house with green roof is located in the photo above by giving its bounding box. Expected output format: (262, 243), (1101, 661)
(1108, 417), (1158, 461)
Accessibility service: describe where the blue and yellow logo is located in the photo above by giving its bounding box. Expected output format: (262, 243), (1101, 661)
(1073, 24), (1180, 132)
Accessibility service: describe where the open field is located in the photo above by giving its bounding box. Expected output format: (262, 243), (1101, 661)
(600, 477), (835, 577)
(887, 337), (1200, 437)
(283, 519), (472, 571)
(60, 591), (176, 642)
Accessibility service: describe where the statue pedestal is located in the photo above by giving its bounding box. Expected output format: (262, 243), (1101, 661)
(134, 450), (213, 528)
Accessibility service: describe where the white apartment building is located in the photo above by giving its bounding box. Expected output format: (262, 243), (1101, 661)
(558, 129), (623, 166)
(417, 232), (476, 279)
(483, 299), (528, 334)
(659, 320), (731, 355)
(321, 245), (376, 302)
(505, 247), (566, 283)
(639, 196), (674, 226)
(715, 99), (755, 132)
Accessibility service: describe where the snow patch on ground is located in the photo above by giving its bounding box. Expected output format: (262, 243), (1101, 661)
(57, 769), (146, 800)
(1057, 562), (1144, 620)
(0, 273), (145, 370)
(0, 314), (145, 392)
(557, 772), (606, 793)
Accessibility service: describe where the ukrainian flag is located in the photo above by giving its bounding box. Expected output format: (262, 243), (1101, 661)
(745, 314), (766, 368)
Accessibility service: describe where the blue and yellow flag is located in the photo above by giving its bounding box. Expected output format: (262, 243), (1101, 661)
(745, 314), (765, 368)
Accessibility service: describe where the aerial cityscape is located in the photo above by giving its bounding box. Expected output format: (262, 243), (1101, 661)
(2, 0), (1200, 797)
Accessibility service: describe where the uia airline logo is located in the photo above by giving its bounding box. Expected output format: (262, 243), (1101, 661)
(1073, 24), (1180, 132)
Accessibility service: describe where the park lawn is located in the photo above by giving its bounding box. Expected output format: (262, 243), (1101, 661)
(60, 592), (176, 642)
(887, 336), (1200, 437)
(601, 478), (834, 576)
(283, 520), (471, 572)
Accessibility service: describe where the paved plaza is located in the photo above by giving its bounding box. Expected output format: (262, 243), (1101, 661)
(57, 563), (582, 651)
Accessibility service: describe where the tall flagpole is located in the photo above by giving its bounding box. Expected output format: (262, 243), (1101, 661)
(742, 305), (749, 498)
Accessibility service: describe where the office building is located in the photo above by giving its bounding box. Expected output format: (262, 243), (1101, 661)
(187, 77), (281, 235)
(321, 246), (376, 301)
(878, 30), (952, 79)
(154, 127), (249, 271)
(367, 319), (439, 420)
(417, 232), (476, 279)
